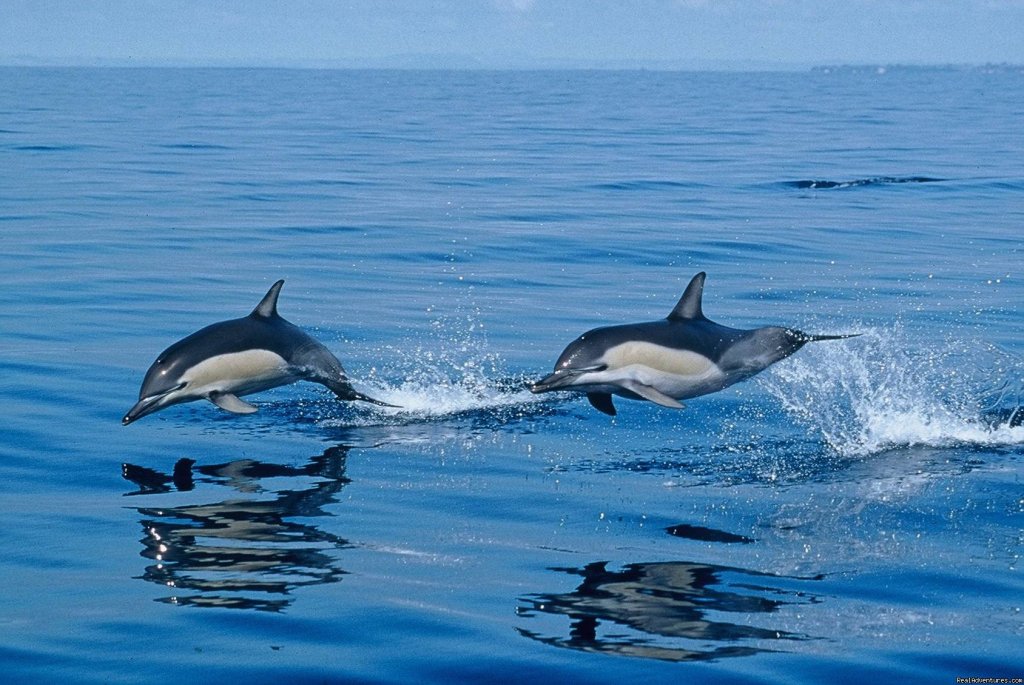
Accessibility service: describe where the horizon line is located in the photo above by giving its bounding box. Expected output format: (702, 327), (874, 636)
(4, 58), (1019, 73)
(2, 57), (1022, 73)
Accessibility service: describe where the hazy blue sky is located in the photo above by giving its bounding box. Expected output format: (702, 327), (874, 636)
(3, 0), (1023, 68)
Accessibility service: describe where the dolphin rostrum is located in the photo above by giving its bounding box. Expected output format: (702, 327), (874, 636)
(123, 280), (393, 425)
(530, 272), (856, 416)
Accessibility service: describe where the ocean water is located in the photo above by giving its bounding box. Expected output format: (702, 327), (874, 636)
(1, 66), (1022, 683)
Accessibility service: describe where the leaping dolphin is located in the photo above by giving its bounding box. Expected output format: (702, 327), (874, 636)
(123, 280), (393, 425)
(530, 272), (856, 416)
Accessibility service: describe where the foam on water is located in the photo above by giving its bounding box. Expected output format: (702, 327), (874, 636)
(761, 327), (1024, 457)
(360, 369), (542, 421)
(384, 381), (536, 413)
(321, 315), (549, 427)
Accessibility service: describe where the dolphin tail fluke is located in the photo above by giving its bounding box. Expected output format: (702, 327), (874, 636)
(325, 379), (400, 408)
(349, 390), (401, 409)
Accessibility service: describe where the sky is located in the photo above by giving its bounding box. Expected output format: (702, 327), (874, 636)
(2, 0), (1023, 69)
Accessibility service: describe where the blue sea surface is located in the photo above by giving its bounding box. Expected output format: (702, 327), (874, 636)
(1, 67), (1022, 683)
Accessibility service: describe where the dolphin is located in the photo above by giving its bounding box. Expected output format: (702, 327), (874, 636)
(123, 280), (393, 425)
(530, 272), (856, 416)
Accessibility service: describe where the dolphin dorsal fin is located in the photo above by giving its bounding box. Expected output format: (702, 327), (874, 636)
(251, 280), (285, 319)
(667, 272), (707, 321)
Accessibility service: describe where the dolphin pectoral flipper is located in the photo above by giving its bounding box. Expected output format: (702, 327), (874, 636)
(209, 392), (259, 414)
(587, 392), (617, 416)
(620, 381), (685, 409)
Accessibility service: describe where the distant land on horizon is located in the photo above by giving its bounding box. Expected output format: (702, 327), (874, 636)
(2, 53), (1022, 73)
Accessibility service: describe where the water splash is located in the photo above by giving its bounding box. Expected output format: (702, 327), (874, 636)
(761, 327), (1024, 457)
(323, 313), (549, 427)
(361, 367), (542, 422)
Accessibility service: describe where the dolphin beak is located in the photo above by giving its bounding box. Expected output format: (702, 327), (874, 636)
(122, 383), (186, 425)
(530, 371), (566, 394)
(530, 366), (598, 394)
(123, 397), (160, 425)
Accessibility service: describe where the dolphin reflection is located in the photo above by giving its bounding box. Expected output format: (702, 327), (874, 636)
(517, 560), (823, 662)
(122, 446), (352, 611)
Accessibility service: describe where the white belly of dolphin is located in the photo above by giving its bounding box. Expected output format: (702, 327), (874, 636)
(181, 349), (293, 396)
(592, 342), (728, 399)
(602, 342), (715, 377)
